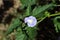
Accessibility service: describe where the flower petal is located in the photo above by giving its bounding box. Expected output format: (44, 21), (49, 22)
(24, 16), (37, 27)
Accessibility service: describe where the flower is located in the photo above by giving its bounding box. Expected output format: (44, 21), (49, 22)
(24, 16), (37, 27)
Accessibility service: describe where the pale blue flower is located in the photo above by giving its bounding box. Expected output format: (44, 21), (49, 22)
(24, 16), (37, 27)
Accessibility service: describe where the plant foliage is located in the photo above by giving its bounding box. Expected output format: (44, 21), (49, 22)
(54, 16), (60, 32)
(5, 0), (60, 40)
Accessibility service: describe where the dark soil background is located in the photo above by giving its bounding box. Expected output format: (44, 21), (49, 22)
(37, 17), (60, 40)
(0, 0), (60, 40)
(37, 0), (60, 40)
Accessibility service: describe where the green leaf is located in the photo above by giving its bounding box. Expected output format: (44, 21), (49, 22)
(45, 11), (50, 17)
(16, 33), (27, 40)
(16, 28), (27, 40)
(26, 27), (37, 40)
(32, 3), (54, 16)
(20, 0), (36, 8)
(24, 5), (31, 16)
(53, 16), (60, 32)
(6, 18), (22, 35)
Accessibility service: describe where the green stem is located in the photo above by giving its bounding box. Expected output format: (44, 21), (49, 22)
(49, 12), (60, 17)
(37, 16), (47, 24)
(37, 12), (60, 24)
(54, 5), (60, 6)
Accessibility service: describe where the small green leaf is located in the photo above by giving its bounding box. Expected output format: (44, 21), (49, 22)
(16, 34), (27, 40)
(53, 16), (60, 32)
(20, 0), (36, 8)
(22, 23), (25, 28)
(16, 28), (27, 40)
(32, 3), (54, 16)
(6, 18), (22, 35)
(45, 11), (50, 17)
(26, 27), (37, 40)
(25, 5), (31, 16)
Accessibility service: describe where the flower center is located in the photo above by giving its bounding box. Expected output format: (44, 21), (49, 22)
(28, 19), (33, 23)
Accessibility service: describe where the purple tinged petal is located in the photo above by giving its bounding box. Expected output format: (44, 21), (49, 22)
(24, 17), (29, 23)
(24, 16), (37, 27)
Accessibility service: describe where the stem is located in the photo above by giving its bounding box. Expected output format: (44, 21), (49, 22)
(54, 5), (60, 6)
(49, 12), (60, 17)
(37, 12), (60, 24)
(37, 16), (47, 24)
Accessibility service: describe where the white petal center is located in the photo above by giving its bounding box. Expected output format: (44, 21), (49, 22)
(27, 19), (33, 23)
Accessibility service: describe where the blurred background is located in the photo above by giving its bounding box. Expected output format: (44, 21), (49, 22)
(0, 0), (60, 40)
